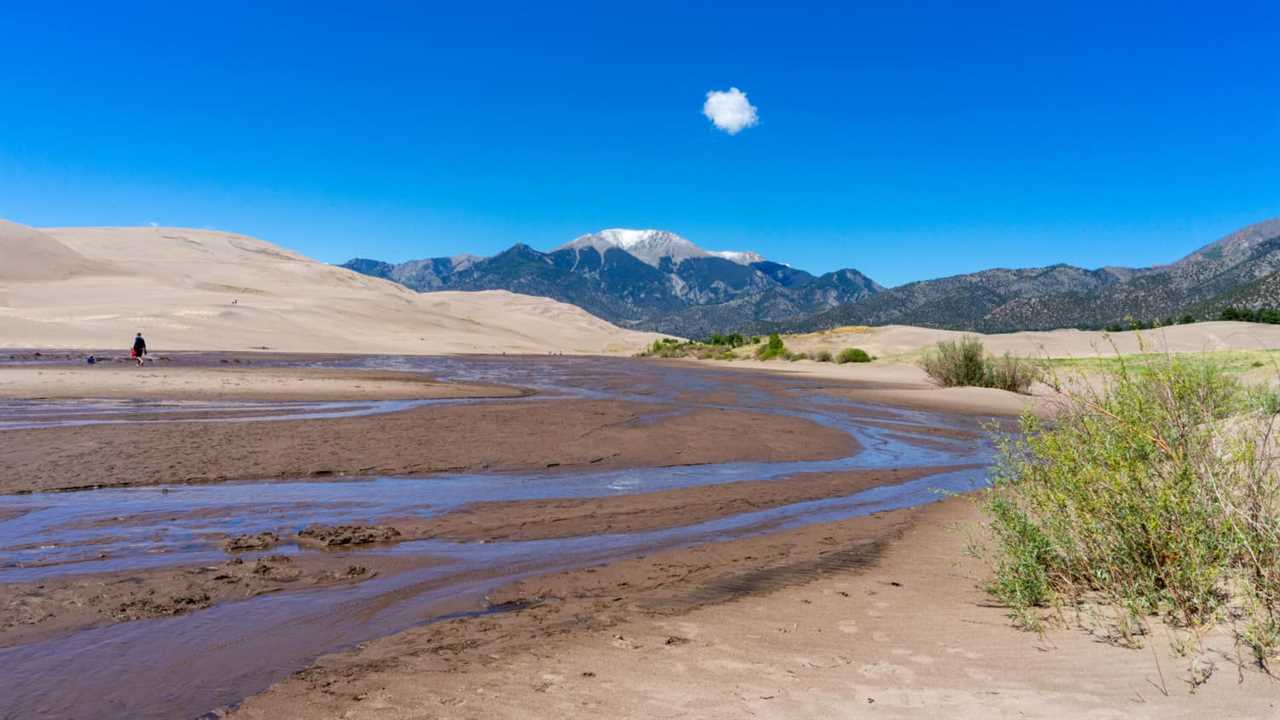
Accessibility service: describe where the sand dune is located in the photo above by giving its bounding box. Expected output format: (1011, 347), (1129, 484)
(0, 220), (116, 282)
(784, 321), (1280, 359)
(7, 217), (1273, 359)
(0, 221), (662, 355)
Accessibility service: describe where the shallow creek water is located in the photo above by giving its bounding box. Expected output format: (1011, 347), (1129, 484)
(0, 356), (999, 719)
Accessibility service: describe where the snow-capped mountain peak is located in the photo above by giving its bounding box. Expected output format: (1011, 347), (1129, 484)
(709, 249), (766, 264)
(558, 228), (763, 268)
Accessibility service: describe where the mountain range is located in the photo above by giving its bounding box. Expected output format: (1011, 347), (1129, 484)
(343, 230), (882, 337)
(342, 220), (1280, 337)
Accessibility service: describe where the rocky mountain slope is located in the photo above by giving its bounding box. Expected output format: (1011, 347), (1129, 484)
(787, 219), (1280, 333)
(344, 220), (1280, 336)
(343, 229), (882, 337)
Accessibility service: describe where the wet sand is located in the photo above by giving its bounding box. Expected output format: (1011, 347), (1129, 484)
(0, 467), (965, 647)
(0, 363), (525, 401)
(0, 352), (1029, 718)
(0, 400), (858, 494)
(386, 466), (972, 542)
(231, 498), (1280, 720)
(0, 551), (438, 647)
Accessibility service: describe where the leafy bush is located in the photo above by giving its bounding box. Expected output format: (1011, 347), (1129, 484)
(919, 337), (1039, 394)
(706, 333), (749, 348)
(642, 338), (684, 357)
(919, 337), (989, 387)
(836, 347), (872, 364)
(980, 357), (1280, 667)
(814, 350), (834, 363)
(755, 333), (787, 361)
(640, 338), (734, 360)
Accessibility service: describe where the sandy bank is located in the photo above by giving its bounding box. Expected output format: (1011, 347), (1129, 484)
(0, 466), (967, 647)
(0, 400), (858, 494)
(231, 497), (1279, 719)
(0, 364), (524, 401)
(685, 359), (1054, 418)
(385, 466), (970, 543)
(0, 552), (439, 648)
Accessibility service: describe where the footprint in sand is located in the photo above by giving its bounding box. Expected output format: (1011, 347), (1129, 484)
(871, 631), (892, 643)
(836, 620), (859, 635)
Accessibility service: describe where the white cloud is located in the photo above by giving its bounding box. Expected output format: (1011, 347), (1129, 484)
(702, 87), (758, 135)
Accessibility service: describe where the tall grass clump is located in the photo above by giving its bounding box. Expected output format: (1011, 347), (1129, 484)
(642, 338), (684, 357)
(981, 355), (1280, 668)
(985, 353), (1041, 393)
(920, 337), (1039, 394)
(755, 333), (787, 361)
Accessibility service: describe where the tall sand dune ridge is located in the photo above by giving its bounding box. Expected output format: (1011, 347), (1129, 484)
(0, 221), (664, 355)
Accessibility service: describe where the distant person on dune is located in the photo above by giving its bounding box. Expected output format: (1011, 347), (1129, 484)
(131, 332), (147, 366)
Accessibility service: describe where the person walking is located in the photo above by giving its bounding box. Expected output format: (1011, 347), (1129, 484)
(131, 332), (147, 367)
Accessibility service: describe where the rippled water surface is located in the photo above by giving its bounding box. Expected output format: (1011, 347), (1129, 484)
(0, 355), (1000, 719)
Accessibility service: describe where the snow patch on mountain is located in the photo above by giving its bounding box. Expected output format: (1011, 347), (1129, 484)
(709, 250), (765, 264)
(559, 229), (763, 268)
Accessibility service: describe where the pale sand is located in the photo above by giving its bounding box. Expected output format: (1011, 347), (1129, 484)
(782, 321), (1280, 360)
(694, 319), (1280, 416)
(0, 365), (523, 401)
(687, 359), (1057, 417)
(0, 221), (662, 355)
(232, 498), (1279, 719)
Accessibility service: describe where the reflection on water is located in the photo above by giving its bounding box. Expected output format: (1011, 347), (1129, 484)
(0, 355), (999, 720)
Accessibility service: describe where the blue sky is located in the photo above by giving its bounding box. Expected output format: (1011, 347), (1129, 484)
(1, 1), (1276, 287)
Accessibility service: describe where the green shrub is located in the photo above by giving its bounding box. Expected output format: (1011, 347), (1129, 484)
(706, 333), (749, 348)
(919, 337), (989, 387)
(639, 337), (745, 361)
(985, 353), (1040, 393)
(640, 338), (686, 358)
(836, 347), (872, 364)
(919, 337), (1039, 394)
(755, 333), (787, 361)
(1222, 307), (1280, 324)
(980, 356), (1280, 666)
(814, 350), (834, 363)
